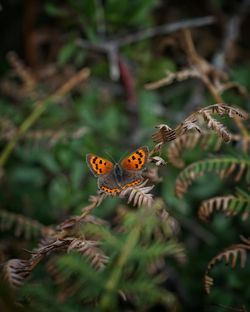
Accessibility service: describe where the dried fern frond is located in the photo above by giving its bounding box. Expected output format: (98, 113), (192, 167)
(199, 104), (248, 120)
(7, 51), (37, 91)
(2, 259), (32, 288)
(152, 124), (177, 144)
(204, 237), (250, 294)
(198, 194), (250, 222)
(0, 209), (51, 239)
(120, 180), (154, 208)
(153, 103), (248, 146)
(153, 199), (181, 237)
(1, 235), (108, 288)
(67, 239), (108, 270)
(168, 130), (247, 169)
(168, 131), (224, 168)
(201, 111), (231, 141)
(57, 193), (107, 234)
(175, 157), (250, 198)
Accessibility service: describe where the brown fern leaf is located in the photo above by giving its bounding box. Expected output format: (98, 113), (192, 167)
(2, 259), (33, 288)
(7, 51), (37, 91)
(57, 193), (107, 233)
(198, 196), (236, 222)
(0, 209), (51, 239)
(168, 131), (225, 168)
(152, 124), (176, 144)
(153, 199), (181, 236)
(200, 104), (248, 120)
(201, 111), (231, 141)
(153, 104), (248, 147)
(204, 239), (250, 294)
(198, 195), (250, 222)
(67, 238), (108, 270)
(120, 180), (154, 208)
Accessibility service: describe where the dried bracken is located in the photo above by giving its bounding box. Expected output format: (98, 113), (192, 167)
(7, 51), (37, 92)
(2, 259), (33, 288)
(67, 239), (109, 270)
(152, 104), (248, 147)
(2, 236), (109, 288)
(120, 180), (154, 208)
(167, 131), (246, 169)
(0, 209), (52, 239)
(147, 28), (249, 140)
(198, 195), (250, 223)
(204, 237), (250, 294)
(1, 193), (109, 288)
(145, 29), (248, 101)
(175, 158), (250, 198)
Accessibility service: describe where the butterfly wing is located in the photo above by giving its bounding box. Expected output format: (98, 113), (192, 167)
(119, 146), (149, 190)
(120, 146), (149, 171)
(86, 154), (114, 176)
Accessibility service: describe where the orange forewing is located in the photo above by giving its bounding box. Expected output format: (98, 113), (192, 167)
(86, 154), (113, 175)
(121, 146), (148, 171)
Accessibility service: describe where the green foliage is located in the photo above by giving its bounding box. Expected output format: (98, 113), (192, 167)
(0, 0), (250, 311)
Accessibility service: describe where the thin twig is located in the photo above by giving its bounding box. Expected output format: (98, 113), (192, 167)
(77, 16), (215, 80)
(182, 29), (250, 140)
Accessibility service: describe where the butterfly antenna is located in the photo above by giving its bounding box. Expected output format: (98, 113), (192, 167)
(104, 150), (116, 163)
(118, 150), (129, 163)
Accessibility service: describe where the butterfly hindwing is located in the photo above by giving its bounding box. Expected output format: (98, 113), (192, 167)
(120, 146), (149, 171)
(86, 154), (113, 176)
(120, 169), (143, 188)
(98, 171), (121, 195)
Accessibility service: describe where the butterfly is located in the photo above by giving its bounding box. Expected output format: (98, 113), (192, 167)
(86, 146), (149, 195)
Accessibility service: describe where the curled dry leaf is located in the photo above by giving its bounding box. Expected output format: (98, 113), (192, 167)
(198, 195), (250, 223)
(2, 259), (32, 288)
(149, 156), (166, 166)
(204, 238), (250, 294)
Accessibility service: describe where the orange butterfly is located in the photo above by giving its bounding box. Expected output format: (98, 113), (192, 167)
(86, 146), (149, 195)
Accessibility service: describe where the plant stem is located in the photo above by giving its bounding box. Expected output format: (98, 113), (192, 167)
(100, 218), (142, 310)
(0, 68), (90, 167)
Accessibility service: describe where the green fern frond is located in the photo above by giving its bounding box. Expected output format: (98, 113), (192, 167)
(175, 157), (250, 198)
(130, 241), (185, 263)
(198, 194), (250, 222)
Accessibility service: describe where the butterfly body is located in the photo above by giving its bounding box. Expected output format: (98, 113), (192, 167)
(86, 146), (148, 195)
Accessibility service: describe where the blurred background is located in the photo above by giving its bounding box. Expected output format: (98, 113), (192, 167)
(0, 0), (250, 311)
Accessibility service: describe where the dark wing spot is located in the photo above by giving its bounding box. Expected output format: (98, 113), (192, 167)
(138, 159), (142, 164)
(99, 169), (103, 174)
(132, 156), (136, 160)
(135, 164), (139, 168)
(138, 152), (143, 157)
(128, 159), (131, 163)
(95, 165), (98, 170)
(93, 157), (97, 163)
(104, 162), (107, 165)
(99, 160), (103, 164)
